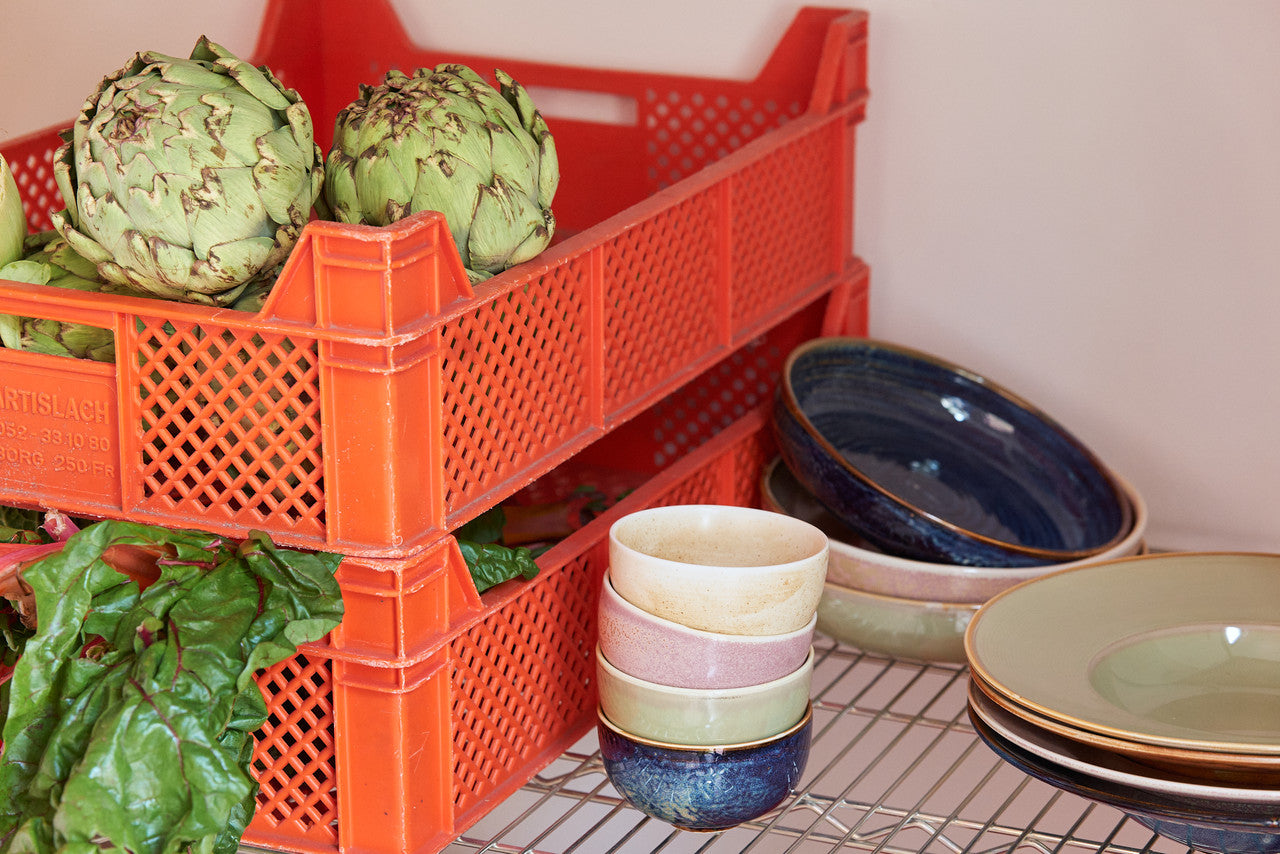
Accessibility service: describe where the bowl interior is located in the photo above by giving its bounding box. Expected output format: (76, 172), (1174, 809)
(782, 338), (1129, 557)
(762, 456), (1149, 604)
(611, 503), (827, 570)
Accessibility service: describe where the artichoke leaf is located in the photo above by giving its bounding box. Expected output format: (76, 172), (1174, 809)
(468, 175), (550, 274)
(52, 36), (323, 306)
(0, 260), (52, 287)
(0, 154), (26, 268)
(0, 233), (140, 362)
(324, 63), (558, 280)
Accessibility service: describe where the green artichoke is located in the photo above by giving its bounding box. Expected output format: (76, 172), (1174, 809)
(0, 153), (26, 268)
(50, 37), (324, 307)
(0, 231), (146, 362)
(325, 64), (558, 283)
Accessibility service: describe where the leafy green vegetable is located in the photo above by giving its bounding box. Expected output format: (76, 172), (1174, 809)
(0, 505), (41, 539)
(454, 505), (508, 546)
(0, 522), (343, 854)
(457, 539), (541, 594)
(456, 506), (540, 593)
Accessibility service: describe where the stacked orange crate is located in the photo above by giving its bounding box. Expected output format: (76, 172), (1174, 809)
(0, 2), (869, 851)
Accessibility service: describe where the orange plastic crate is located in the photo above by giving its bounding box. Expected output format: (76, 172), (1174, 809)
(0, 0), (868, 558)
(242, 403), (811, 854)
(0, 3), (871, 851)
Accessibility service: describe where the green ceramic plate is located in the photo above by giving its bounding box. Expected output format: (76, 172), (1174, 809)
(964, 552), (1280, 755)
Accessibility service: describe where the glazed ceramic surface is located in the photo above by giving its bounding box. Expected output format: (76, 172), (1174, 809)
(597, 704), (812, 832)
(761, 457), (1147, 604)
(773, 337), (1132, 567)
(966, 552), (1280, 755)
(969, 670), (1280, 785)
(595, 644), (813, 746)
(815, 580), (979, 664)
(608, 504), (828, 636)
(967, 680), (1280, 803)
(598, 570), (816, 690)
(971, 711), (1280, 854)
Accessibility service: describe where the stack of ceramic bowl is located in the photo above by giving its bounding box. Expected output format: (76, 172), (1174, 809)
(965, 552), (1280, 854)
(768, 337), (1147, 664)
(595, 504), (828, 832)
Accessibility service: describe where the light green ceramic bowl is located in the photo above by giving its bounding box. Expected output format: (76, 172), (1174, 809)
(815, 580), (980, 664)
(595, 643), (813, 746)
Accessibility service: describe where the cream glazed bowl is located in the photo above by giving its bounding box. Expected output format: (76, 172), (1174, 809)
(608, 504), (829, 636)
(598, 569), (817, 689)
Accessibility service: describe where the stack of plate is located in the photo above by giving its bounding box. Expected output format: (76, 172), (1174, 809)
(765, 336), (1149, 664)
(965, 552), (1280, 854)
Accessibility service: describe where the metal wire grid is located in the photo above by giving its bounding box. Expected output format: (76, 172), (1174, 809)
(441, 636), (1196, 854)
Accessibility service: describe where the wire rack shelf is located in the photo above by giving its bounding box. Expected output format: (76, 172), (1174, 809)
(437, 636), (1198, 854)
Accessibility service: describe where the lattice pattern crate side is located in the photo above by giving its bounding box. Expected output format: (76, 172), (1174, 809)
(730, 121), (845, 331)
(440, 254), (594, 518)
(729, 423), (778, 506)
(641, 79), (808, 190)
(449, 545), (602, 826)
(600, 187), (721, 413)
(247, 654), (339, 853)
(2, 134), (59, 232)
(604, 269), (866, 472)
(130, 316), (325, 537)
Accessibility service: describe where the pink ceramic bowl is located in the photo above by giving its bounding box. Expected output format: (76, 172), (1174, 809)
(598, 570), (817, 690)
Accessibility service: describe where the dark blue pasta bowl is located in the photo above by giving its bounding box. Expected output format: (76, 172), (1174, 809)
(597, 703), (812, 832)
(773, 337), (1132, 567)
(970, 706), (1280, 854)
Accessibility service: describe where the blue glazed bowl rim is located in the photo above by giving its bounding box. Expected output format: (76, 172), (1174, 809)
(597, 702), (813, 752)
(779, 336), (1133, 562)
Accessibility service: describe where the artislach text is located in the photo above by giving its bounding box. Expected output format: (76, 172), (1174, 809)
(0, 387), (111, 424)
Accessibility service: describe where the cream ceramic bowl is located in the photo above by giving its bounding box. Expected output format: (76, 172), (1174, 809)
(608, 504), (828, 636)
(815, 579), (980, 664)
(598, 570), (816, 689)
(761, 458), (1147, 604)
(595, 643), (814, 746)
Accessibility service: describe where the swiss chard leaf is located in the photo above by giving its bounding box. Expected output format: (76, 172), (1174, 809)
(454, 506), (506, 545)
(0, 523), (343, 854)
(456, 540), (541, 594)
(0, 506), (40, 536)
(456, 506), (542, 593)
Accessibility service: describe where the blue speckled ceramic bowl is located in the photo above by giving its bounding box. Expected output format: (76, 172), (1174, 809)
(970, 706), (1280, 854)
(597, 704), (812, 832)
(774, 338), (1132, 567)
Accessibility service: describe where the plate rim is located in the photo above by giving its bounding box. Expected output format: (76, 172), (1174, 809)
(967, 678), (1280, 802)
(964, 551), (1280, 755)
